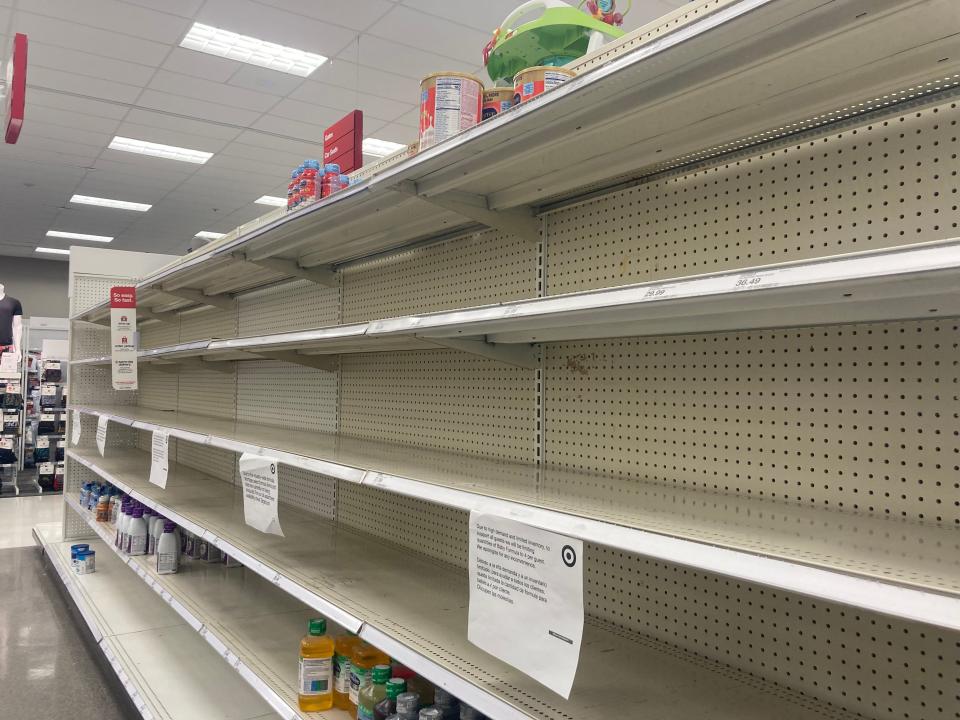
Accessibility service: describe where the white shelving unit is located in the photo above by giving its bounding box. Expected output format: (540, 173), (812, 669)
(59, 2), (960, 720)
(33, 522), (291, 720)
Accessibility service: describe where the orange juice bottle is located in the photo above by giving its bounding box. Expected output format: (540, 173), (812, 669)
(298, 618), (335, 711)
(349, 641), (390, 716)
(333, 631), (360, 710)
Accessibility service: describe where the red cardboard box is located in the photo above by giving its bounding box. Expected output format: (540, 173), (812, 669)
(323, 110), (362, 174)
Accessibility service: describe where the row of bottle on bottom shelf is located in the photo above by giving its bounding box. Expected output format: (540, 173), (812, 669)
(299, 618), (485, 720)
(77, 481), (241, 574)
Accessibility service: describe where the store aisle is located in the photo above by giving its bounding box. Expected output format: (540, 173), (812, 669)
(0, 498), (134, 718)
(0, 495), (61, 549)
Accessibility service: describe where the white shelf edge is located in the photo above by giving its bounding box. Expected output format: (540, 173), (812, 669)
(68, 408), (960, 633)
(62, 494), (342, 720)
(33, 525), (154, 719)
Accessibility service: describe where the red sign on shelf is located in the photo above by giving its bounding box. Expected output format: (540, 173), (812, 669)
(4, 33), (27, 145)
(323, 110), (362, 174)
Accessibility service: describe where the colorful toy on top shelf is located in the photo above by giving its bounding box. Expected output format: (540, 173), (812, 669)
(482, 0), (624, 86)
(581, 0), (630, 27)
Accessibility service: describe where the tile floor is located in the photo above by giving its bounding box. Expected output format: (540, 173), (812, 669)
(0, 495), (134, 718)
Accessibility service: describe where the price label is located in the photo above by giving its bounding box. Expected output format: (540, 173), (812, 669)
(732, 271), (778, 291)
(642, 284), (672, 300)
(271, 572), (281, 584)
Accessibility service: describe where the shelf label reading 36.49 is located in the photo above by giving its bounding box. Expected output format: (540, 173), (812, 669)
(468, 512), (584, 699)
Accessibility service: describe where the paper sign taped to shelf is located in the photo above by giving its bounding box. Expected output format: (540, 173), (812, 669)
(238, 453), (283, 536)
(71, 409), (81, 445)
(0, 353), (17, 372)
(109, 286), (138, 391)
(96, 415), (108, 457)
(468, 512), (583, 698)
(149, 430), (169, 489)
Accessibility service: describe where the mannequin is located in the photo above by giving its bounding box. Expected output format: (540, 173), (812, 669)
(0, 284), (23, 365)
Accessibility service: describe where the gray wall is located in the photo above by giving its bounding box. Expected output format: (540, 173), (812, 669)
(0, 256), (69, 318)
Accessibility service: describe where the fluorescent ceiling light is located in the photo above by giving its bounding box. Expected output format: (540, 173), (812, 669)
(46, 230), (113, 243)
(195, 231), (225, 240)
(70, 194), (152, 212)
(362, 138), (406, 157)
(108, 136), (213, 164)
(254, 195), (286, 207)
(180, 22), (327, 77)
(35, 247), (71, 255)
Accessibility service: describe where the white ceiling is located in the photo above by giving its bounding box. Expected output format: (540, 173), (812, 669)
(0, 0), (688, 261)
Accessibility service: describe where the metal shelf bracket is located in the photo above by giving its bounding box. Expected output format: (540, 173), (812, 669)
(233, 254), (338, 288)
(419, 335), (538, 369)
(151, 358), (235, 374)
(394, 181), (540, 244)
(158, 287), (235, 311)
(245, 350), (339, 372)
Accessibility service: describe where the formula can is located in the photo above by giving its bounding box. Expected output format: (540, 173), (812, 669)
(481, 87), (514, 121)
(419, 72), (483, 151)
(513, 66), (576, 105)
(76, 550), (96, 575)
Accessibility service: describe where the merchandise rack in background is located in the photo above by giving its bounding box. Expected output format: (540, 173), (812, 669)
(58, 1), (960, 720)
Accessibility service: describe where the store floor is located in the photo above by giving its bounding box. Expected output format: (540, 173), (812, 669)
(0, 496), (134, 719)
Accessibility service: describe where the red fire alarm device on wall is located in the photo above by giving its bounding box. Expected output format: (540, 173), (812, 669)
(4, 33), (27, 145)
(323, 110), (362, 174)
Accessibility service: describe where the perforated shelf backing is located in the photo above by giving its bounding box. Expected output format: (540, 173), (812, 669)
(237, 278), (339, 336)
(341, 228), (537, 323)
(236, 360), (337, 434)
(340, 350), (536, 462)
(71, 274), (130, 317)
(542, 319), (959, 525)
(544, 100), (959, 294)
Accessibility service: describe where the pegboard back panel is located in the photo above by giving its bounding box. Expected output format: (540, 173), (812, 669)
(137, 367), (179, 412)
(238, 279), (339, 335)
(177, 306), (237, 343)
(71, 322), (110, 360)
(139, 318), (180, 350)
(175, 365), (236, 419)
(71, 274), (129, 316)
(543, 318), (959, 525)
(236, 360), (337, 433)
(279, 466), (336, 519)
(68, 366), (138, 407)
(341, 229), (537, 323)
(336, 482), (467, 568)
(544, 100), (959, 294)
(340, 350), (536, 462)
(177, 439), (236, 485)
(585, 545), (960, 720)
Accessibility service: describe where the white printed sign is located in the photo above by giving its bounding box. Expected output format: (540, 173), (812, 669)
(110, 286), (138, 391)
(238, 453), (283, 536)
(0, 353), (17, 372)
(468, 513), (584, 698)
(149, 430), (169, 489)
(96, 415), (108, 457)
(71, 409), (81, 446)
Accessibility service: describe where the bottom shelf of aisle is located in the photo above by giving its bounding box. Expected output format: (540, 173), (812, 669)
(33, 520), (343, 720)
(61, 496), (354, 720)
(68, 446), (859, 720)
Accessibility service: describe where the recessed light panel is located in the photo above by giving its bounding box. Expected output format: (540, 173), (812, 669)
(46, 230), (113, 243)
(195, 231), (225, 240)
(35, 247), (71, 255)
(108, 136), (213, 164)
(180, 23), (327, 77)
(70, 194), (152, 212)
(254, 195), (287, 207)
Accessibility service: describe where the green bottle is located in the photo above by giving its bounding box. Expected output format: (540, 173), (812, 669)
(357, 664), (391, 720)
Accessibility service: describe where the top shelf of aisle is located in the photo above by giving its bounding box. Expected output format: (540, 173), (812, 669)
(70, 0), (960, 323)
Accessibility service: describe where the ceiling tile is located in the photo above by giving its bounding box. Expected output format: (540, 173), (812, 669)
(28, 41), (156, 87)
(26, 104), (122, 135)
(27, 87), (130, 121)
(252, 0), (395, 31)
(318, 52), (421, 104)
(13, 11), (171, 65)
(22, 119), (114, 150)
(252, 108), (343, 142)
(24, 0), (191, 44)
(137, 89), (263, 126)
(122, 109), (242, 141)
(27, 65), (144, 104)
(195, 0), (357, 60)
(367, 6), (489, 65)
(147, 70), (279, 112)
(112, 121), (232, 157)
(227, 65), (305, 97)
(161, 46), (241, 82)
(291, 80), (412, 122)
(343, 34), (476, 80)
(400, 0), (525, 33)
(366, 121), (417, 145)
(117, 0), (204, 18)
